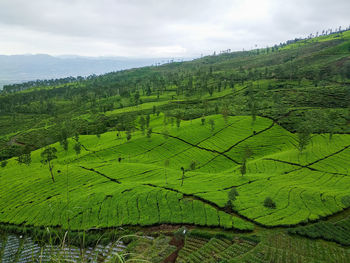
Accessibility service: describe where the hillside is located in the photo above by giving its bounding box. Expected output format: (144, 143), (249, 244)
(1, 30), (350, 262)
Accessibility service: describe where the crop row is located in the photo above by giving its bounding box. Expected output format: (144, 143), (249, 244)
(237, 233), (350, 263)
(289, 217), (350, 246)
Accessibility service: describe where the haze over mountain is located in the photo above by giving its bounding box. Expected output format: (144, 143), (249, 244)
(0, 54), (184, 88)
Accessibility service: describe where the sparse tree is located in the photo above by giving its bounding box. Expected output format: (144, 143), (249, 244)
(295, 125), (311, 154)
(225, 187), (239, 212)
(74, 142), (81, 155)
(221, 106), (230, 123)
(163, 129), (169, 140)
(180, 167), (185, 186)
(240, 160), (247, 176)
(139, 115), (146, 134)
(240, 146), (253, 176)
(153, 105), (157, 115)
(228, 187), (239, 201)
(41, 147), (58, 182)
(176, 117), (181, 128)
(147, 127), (152, 138)
(146, 115), (151, 128)
(1, 160), (8, 168)
(190, 160), (196, 170)
(60, 138), (69, 152)
(209, 119), (215, 132)
(126, 130), (132, 141)
(264, 197), (276, 209)
(59, 129), (69, 151)
(17, 145), (32, 166)
(74, 133), (79, 142)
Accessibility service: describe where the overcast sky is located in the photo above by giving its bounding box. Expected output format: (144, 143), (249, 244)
(0, 0), (349, 58)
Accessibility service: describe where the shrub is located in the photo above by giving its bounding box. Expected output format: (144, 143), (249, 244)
(1, 160), (7, 168)
(264, 197), (276, 209)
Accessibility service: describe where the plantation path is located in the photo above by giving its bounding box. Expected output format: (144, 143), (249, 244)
(79, 166), (121, 184)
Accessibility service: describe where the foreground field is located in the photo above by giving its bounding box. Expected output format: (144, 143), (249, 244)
(1, 115), (350, 232)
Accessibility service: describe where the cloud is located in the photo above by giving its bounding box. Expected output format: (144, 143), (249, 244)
(0, 0), (349, 57)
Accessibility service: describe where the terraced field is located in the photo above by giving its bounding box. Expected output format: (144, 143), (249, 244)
(1, 114), (350, 233)
(174, 232), (350, 263)
(236, 233), (350, 263)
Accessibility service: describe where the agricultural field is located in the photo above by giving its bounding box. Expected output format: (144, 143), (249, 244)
(1, 28), (350, 261)
(2, 114), (350, 231)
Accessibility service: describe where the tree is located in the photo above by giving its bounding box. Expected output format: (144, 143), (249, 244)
(180, 167), (185, 186)
(295, 125), (311, 154)
(147, 127), (152, 138)
(126, 130), (132, 141)
(74, 142), (81, 155)
(240, 146), (253, 176)
(162, 129), (169, 140)
(1, 160), (8, 168)
(176, 117), (181, 128)
(343, 61), (350, 79)
(17, 152), (31, 166)
(59, 128), (69, 151)
(228, 187), (239, 201)
(153, 105), (157, 115)
(60, 137), (69, 152)
(209, 119), (215, 132)
(221, 106), (230, 123)
(146, 115), (150, 128)
(17, 145), (32, 166)
(134, 91), (140, 105)
(201, 117), (206, 125)
(41, 147), (58, 182)
(264, 197), (276, 209)
(225, 187), (239, 212)
(74, 133), (79, 142)
(240, 161), (247, 176)
(190, 160), (196, 170)
(139, 115), (146, 134)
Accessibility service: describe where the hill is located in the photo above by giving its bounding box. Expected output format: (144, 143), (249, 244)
(0, 29), (350, 262)
(0, 54), (180, 89)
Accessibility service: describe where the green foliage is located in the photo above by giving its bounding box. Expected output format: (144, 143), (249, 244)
(40, 147), (58, 182)
(264, 197), (276, 209)
(126, 130), (132, 141)
(228, 188), (239, 201)
(147, 127), (152, 138)
(209, 119), (215, 131)
(1, 160), (8, 168)
(2, 30), (350, 237)
(176, 117), (181, 128)
(74, 142), (81, 155)
(189, 160), (196, 170)
(296, 127), (311, 154)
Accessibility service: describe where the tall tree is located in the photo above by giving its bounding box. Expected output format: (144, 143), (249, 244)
(180, 167), (185, 186)
(41, 147), (58, 182)
(240, 146), (253, 176)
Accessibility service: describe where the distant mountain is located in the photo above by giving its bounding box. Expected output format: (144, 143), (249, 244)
(0, 54), (184, 89)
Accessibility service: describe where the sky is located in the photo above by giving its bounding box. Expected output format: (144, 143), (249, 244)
(0, 0), (349, 58)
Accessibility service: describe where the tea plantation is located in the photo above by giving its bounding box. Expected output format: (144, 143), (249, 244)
(1, 29), (350, 261)
(1, 114), (350, 232)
